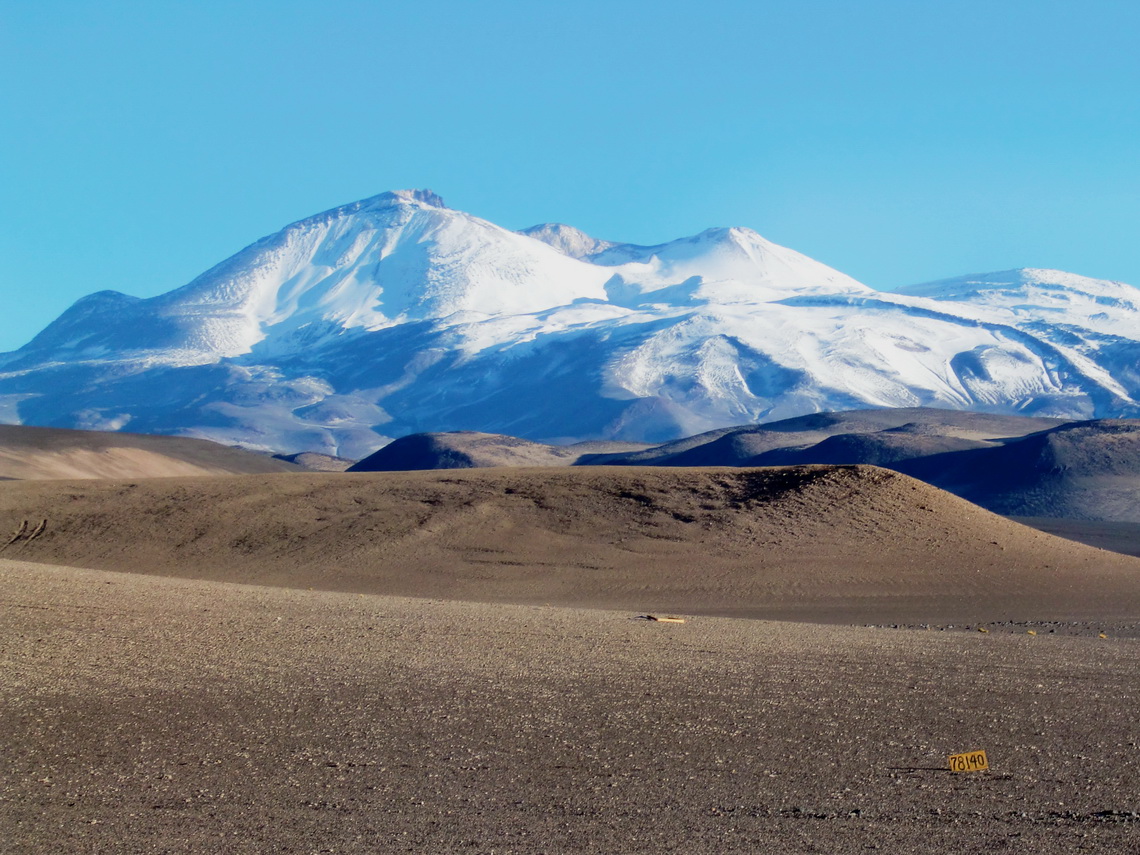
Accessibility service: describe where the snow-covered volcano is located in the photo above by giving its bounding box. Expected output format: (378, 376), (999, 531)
(1, 191), (1137, 456)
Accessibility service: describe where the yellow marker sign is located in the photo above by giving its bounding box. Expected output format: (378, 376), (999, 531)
(948, 750), (989, 773)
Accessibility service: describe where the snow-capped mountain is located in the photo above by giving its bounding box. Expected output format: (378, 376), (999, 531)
(1, 191), (1137, 457)
(896, 267), (1140, 338)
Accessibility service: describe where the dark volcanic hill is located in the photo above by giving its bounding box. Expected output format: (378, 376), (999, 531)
(590, 408), (1066, 466)
(905, 419), (1140, 522)
(751, 428), (991, 467)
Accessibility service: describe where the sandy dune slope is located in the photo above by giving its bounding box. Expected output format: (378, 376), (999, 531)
(272, 450), (357, 471)
(0, 424), (299, 480)
(2, 465), (1138, 626)
(4, 562), (1139, 854)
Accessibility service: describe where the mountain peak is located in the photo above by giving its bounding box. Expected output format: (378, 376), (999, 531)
(365, 188), (447, 209)
(281, 189), (449, 234)
(518, 222), (616, 259)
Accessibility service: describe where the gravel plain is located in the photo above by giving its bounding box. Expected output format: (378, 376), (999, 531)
(4, 560), (1140, 854)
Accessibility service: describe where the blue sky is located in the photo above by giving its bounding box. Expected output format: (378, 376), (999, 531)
(1, 0), (1137, 352)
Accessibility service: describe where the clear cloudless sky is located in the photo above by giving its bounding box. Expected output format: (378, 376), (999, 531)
(1, 0), (1138, 351)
